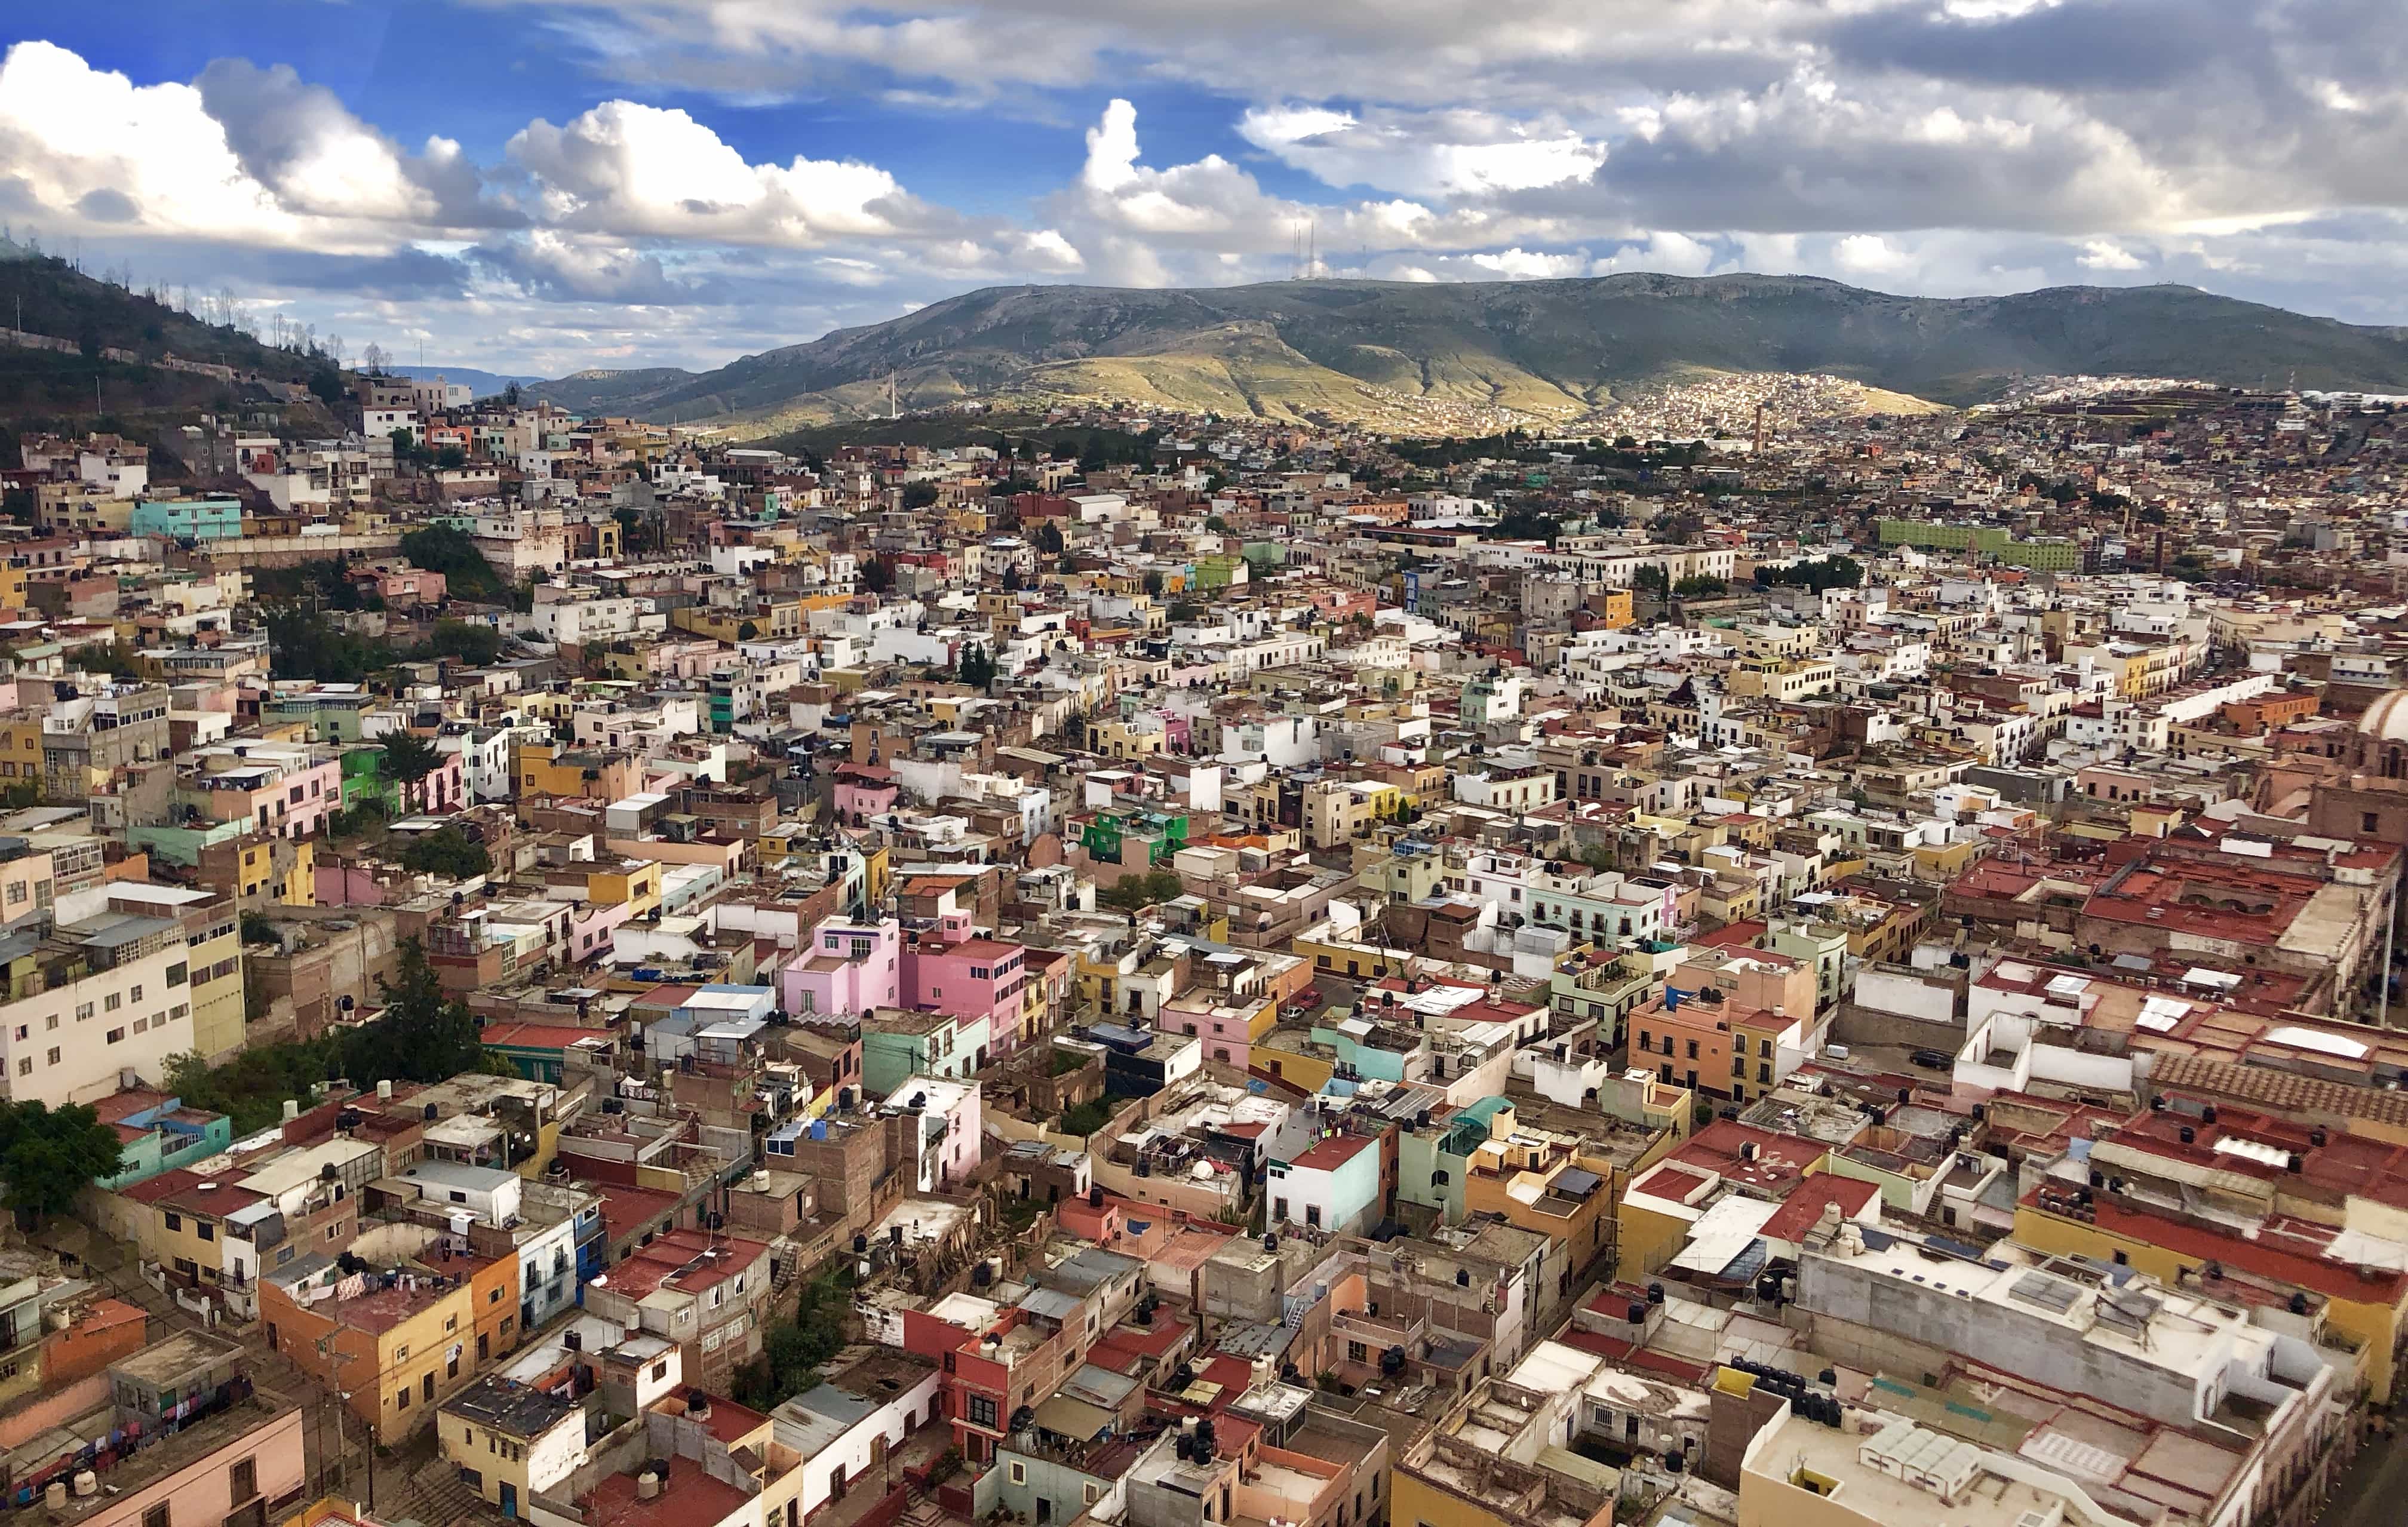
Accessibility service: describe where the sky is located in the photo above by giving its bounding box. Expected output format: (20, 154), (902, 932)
(3, 0), (2406, 379)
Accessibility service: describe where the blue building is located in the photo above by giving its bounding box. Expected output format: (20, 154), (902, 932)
(131, 496), (244, 541)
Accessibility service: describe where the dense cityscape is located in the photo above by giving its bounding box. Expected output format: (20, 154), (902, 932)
(0, 345), (2397, 1527)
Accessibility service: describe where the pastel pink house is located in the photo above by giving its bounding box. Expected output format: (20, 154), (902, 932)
(832, 762), (899, 827)
(902, 931), (1030, 1059)
(782, 915), (901, 1019)
(188, 742), (342, 840)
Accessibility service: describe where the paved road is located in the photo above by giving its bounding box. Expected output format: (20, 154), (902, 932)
(2320, 1429), (2406, 1527)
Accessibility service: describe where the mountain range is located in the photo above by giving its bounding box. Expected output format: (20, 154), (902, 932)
(520, 274), (2408, 437)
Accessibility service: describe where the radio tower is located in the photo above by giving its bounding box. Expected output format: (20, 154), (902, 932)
(1307, 219), (1317, 281)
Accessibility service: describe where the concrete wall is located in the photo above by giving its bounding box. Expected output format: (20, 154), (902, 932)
(1797, 1250), (2212, 1425)
(1829, 1000), (1965, 1052)
(1853, 967), (1958, 1025)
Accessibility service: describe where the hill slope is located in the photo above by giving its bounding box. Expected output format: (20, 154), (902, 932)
(526, 274), (2408, 435)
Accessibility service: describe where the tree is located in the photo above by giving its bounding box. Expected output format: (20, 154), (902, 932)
(737, 620), (760, 641)
(959, 645), (997, 690)
(349, 937), (497, 1083)
(503, 382), (522, 407)
(401, 826), (491, 880)
(1673, 574), (1729, 597)
(1034, 520), (1064, 555)
(434, 445), (468, 471)
(417, 621), (501, 666)
(1632, 564), (1670, 597)
(1096, 869), (1186, 912)
(857, 556), (895, 595)
(1141, 570), (1165, 597)
(901, 481), (940, 510)
(379, 730), (441, 786)
(0, 1100), (124, 1222)
(1205, 515), (1230, 533)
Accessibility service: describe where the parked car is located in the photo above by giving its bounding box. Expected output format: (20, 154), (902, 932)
(1910, 1048), (1953, 1070)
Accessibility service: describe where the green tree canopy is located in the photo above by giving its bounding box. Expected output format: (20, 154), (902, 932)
(401, 825), (490, 880)
(0, 1100), (124, 1221)
(379, 730), (441, 786)
(1096, 868), (1186, 912)
(348, 937), (497, 1084)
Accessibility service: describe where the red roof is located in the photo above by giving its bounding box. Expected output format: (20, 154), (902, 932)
(481, 1022), (615, 1049)
(1759, 1175), (1881, 1243)
(1289, 1132), (1375, 1172)
(2026, 1189), (2407, 1304)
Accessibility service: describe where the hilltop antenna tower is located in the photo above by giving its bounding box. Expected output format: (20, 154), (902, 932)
(886, 373), (899, 419)
(1307, 219), (1317, 281)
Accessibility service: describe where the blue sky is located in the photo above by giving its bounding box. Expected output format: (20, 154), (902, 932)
(5, 0), (2406, 376)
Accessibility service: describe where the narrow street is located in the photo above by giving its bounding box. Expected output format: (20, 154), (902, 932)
(2320, 1431), (2408, 1527)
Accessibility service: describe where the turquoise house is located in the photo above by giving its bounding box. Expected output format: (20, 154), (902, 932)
(131, 496), (244, 541)
(94, 1093), (233, 1190)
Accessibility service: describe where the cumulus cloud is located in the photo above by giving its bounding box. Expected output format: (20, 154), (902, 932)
(508, 101), (922, 244)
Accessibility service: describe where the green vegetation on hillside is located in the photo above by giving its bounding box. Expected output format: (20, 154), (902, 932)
(398, 524), (512, 603)
(520, 275), (2408, 437)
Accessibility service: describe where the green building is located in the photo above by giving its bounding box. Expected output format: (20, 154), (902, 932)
(1877, 520), (2080, 572)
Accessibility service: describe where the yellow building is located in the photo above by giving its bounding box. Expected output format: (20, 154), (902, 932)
(1595, 588), (1633, 629)
(587, 859), (662, 918)
(1292, 930), (1410, 983)
(229, 837), (317, 905)
(671, 599), (804, 643)
(0, 718), (41, 788)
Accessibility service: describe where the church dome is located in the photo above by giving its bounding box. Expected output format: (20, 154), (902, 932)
(2360, 689), (2408, 743)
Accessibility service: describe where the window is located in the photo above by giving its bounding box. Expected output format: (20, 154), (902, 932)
(1010, 1464), (1027, 1485)
(1759, 1064), (1773, 1084)
(1306, 1205), (1322, 1228)
(106, 1028), (124, 1044)
(130, 984), (142, 1003)
(164, 1213), (182, 1231)
(198, 1222), (214, 1242)
(968, 1394), (1000, 1429)
(1685, 1039), (1698, 1060)
(1731, 1055), (1746, 1077)
(1759, 1038), (1773, 1057)
(423, 1374), (435, 1402)
(168, 963), (186, 986)
(75, 1001), (91, 1021)
(398, 1387), (411, 1411)
(142, 1507), (170, 1527)
(105, 993), (121, 1012)
(45, 1047), (57, 1066)
(229, 1457), (256, 1504)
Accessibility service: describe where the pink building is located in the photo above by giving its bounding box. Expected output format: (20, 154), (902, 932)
(902, 929), (1031, 1057)
(349, 563), (447, 607)
(831, 762), (899, 827)
(188, 742), (342, 840)
(400, 750), (468, 814)
(781, 914), (901, 1019)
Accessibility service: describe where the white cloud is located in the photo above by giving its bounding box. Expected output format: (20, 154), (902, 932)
(1832, 233), (1914, 275)
(508, 100), (914, 244)
(0, 41), (306, 244)
(2077, 238), (2146, 270)
(1237, 103), (1606, 198)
